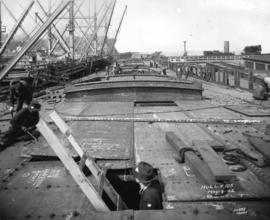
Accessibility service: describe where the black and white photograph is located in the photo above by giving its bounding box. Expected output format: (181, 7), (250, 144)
(0, 0), (270, 219)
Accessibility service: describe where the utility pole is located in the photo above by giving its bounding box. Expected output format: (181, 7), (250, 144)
(0, 0), (2, 49)
(94, 0), (97, 55)
(48, 0), (52, 55)
(0, 0), (2, 66)
(69, 0), (74, 60)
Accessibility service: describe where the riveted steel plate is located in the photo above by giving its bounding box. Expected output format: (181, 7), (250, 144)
(134, 105), (270, 202)
(0, 161), (95, 219)
(161, 201), (270, 220)
(96, 159), (134, 169)
(0, 142), (29, 180)
(175, 100), (217, 111)
(134, 108), (209, 201)
(24, 102), (134, 163)
(185, 110), (270, 197)
(225, 105), (270, 117)
(71, 102), (134, 160)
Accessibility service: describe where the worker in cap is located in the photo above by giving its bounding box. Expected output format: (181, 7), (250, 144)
(133, 161), (163, 210)
(9, 79), (33, 113)
(0, 101), (41, 151)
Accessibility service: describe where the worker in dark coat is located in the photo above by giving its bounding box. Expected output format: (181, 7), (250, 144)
(133, 161), (163, 210)
(9, 79), (33, 113)
(162, 68), (167, 76)
(0, 101), (41, 151)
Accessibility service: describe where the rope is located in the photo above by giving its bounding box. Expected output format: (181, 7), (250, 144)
(61, 114), (263, 125)
(222, 148), (270, 170)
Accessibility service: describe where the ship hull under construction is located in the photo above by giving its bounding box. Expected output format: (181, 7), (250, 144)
(0, 60), (270, 220)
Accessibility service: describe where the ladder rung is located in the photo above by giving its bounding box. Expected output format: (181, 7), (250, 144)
(98, 169), (107, 196)
(49, 111), (128, 210)
(37, 119), (109, 211)
(79, 152), (90, 171)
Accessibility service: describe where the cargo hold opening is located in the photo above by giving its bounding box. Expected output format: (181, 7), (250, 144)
(134, 101), (177, 107)
(105, 168), (164, 210)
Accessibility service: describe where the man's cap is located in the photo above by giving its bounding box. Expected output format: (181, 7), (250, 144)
(30, 101), (41, 110)
(10, 79), (20, 87)
(133, 161), (157, 184)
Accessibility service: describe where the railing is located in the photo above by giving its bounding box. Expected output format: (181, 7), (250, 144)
(169, 62), (260, 91)
(169, 54), (262, 63)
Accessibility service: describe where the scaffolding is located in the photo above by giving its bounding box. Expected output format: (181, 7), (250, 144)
(0, 0), (125, 81)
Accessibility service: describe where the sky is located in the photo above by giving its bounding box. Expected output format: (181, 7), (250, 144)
(112, 0), (270, 55)
(1, 0), (270, 55)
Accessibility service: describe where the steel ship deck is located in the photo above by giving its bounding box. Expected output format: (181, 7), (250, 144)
(0, 61), (270, 220)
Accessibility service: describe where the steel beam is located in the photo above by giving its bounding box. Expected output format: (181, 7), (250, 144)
(0, 0), (2, 48)
(49, 29), (66, 55)
(74, 19), (94, 50)
(36, 0), (70, 54)
(80, 3), (111, 61)
(69, 0), (75, 59)
(35, 12), (69, 54)
(75, 1), (106, 53)
(100, 0), (116, 56)
(1, 0), (29, 37)
(110, 5), (127, 55)
(0, 1), (71, 81)
(0, 0), (34, 56)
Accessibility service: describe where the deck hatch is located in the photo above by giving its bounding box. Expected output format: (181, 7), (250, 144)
(134, 101), (177, 107)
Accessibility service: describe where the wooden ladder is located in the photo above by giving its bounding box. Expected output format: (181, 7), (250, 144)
(37, 111), (128, 211)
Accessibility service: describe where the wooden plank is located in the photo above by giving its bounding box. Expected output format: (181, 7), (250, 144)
(50, 111), (128, 210)
(165, 132), (216, 184)
(248, 137), (270, 159)
(192, 140), (236, 181)
(36, 118), (109, 211)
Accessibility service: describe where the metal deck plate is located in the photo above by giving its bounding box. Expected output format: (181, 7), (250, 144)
(24, 102), (134, 163)
(134, 108), (211, 201)
(0, 161), (95, 219)
(134, 104), (270, 202)
(71, 102), (134, 160)
(184, 110), (270, 197)
(225, 105), (270, 117)
(0, 143), (29, 180)
(160, 201), (270, 220)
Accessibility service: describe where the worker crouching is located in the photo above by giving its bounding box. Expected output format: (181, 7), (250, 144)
(0, 101), (41, 151)
(133, 161), (163, 210)
(9, 79), (33, 114)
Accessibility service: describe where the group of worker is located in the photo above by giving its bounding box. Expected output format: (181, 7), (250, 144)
(112, 62), (122, 75)
(176, 65), (192, 80)
(0, 79), (41, 151)
(150, 61), (159, 68)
